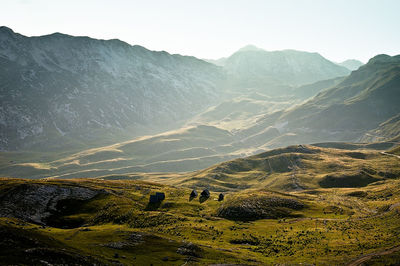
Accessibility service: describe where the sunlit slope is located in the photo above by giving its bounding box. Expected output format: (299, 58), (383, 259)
(176, 145), (400, 192)
(187, 92), (296, 131)
(0, 125), (258, 178)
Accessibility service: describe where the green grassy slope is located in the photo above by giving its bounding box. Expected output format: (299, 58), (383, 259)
(1, 175), (399, 265)
(175, 145), (400, 192)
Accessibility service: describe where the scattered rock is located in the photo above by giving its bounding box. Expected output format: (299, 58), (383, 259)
(102, 242), (129, 250)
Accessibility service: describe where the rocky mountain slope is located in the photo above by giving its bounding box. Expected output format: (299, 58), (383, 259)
(0, 26), (224, 151)
(0, 29), (358, 153)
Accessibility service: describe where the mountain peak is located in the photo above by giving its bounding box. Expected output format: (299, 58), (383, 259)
(0, 26), (15, 36)
(238, 44), (264, 52)
(338, 59), (364, 71)
(367, 54), (400, 64)
(47, 32), (70, 38)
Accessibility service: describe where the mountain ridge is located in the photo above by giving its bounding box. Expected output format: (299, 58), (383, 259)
(0, 26), (224, 151)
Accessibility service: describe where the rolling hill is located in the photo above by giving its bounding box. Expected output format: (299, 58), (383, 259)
(173, 144), (400, 192)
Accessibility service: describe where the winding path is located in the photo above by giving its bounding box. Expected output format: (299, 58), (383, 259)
(380, 151), (400, 160)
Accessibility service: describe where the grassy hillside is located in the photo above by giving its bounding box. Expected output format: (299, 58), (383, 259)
(1, 175), (399, 265)
(175, 145), (400, 192)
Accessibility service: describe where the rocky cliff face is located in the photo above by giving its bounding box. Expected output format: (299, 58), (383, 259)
(0, 183), (103, 224)
(0, 26), (223, 150)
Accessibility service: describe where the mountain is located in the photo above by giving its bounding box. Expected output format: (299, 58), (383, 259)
(339, 59), (364, 71)
(0, 26), (224, 151)
(244, 54), (400, 147)
(221, 46), (350, 95)
(1, 28), (355, 152)
(2, 54), (398, 176)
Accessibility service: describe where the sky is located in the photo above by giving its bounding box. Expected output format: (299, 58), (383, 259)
(1, 0), (399, 63)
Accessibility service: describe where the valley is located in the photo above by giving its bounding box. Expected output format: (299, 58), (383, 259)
(0, 23), (399, 265)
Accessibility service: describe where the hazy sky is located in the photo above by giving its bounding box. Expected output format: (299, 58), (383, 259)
(1, 0), (399, 62)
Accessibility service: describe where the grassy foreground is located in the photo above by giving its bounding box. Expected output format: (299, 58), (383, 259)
(1, 175), (400, 265)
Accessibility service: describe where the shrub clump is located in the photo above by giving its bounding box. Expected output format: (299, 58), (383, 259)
(346, 191), (368, 197)
(217, 195), (305, 221)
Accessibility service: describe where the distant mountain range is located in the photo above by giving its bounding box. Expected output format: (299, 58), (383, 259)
(0, 26), (223, 150)
(2, 53), (399, 178)
(0, 28), (359, 151)
(218, 45), (351, 95)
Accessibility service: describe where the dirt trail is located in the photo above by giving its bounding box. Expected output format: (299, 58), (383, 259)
(380, 151), (400, 159)
(347, 245), (400, 266)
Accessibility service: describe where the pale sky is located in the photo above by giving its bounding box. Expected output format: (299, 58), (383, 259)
(1, 0), (399, 63)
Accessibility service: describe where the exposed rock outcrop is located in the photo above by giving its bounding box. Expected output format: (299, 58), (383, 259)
(0, 183), (104, 224)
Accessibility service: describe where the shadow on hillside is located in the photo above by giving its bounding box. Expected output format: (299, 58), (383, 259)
(145, 201), (162, 211)
(199, 195), (209, 203)
(189, 195), (197, 201)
